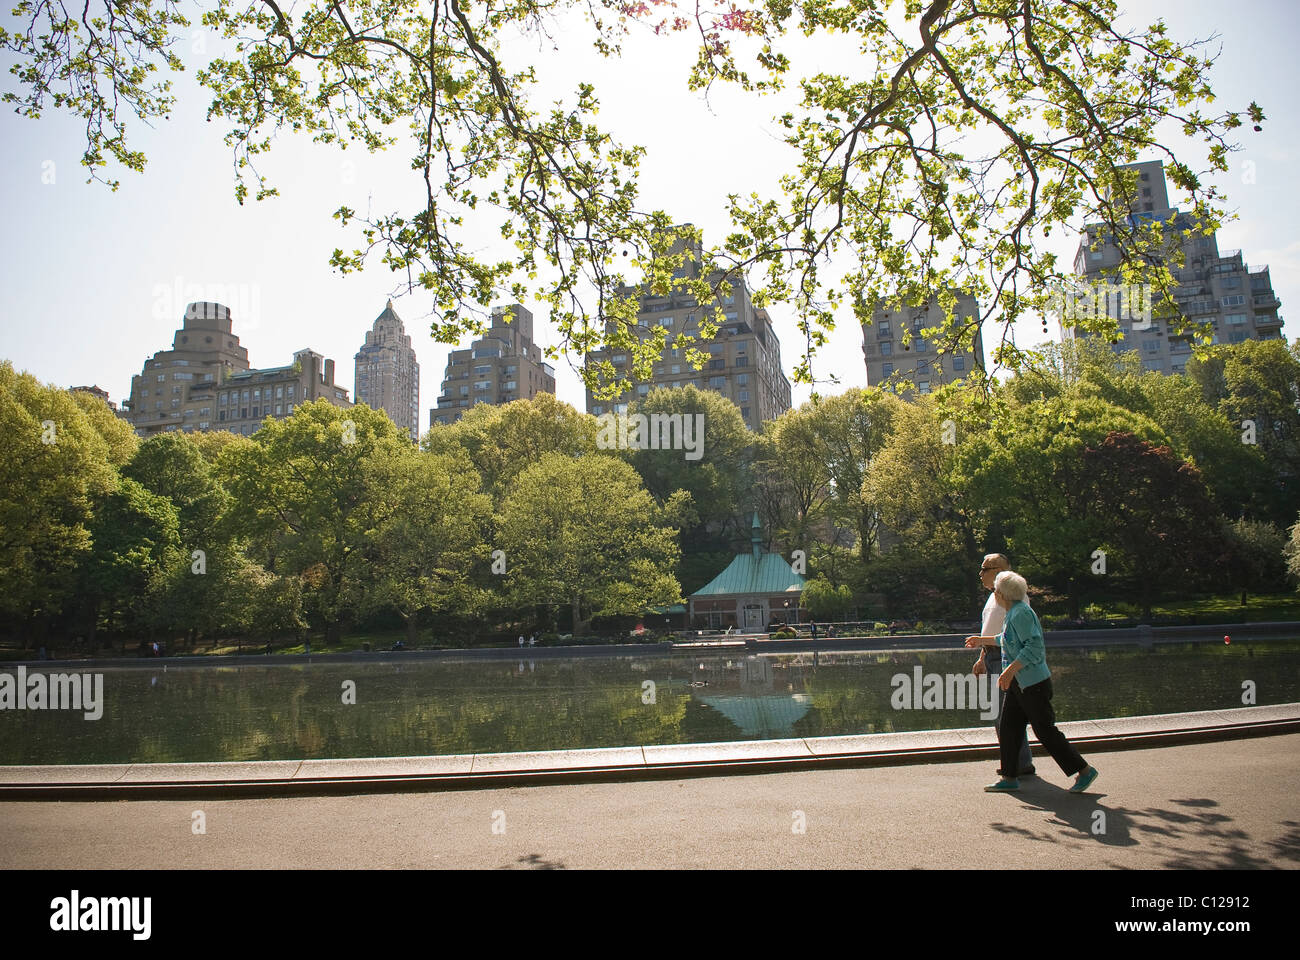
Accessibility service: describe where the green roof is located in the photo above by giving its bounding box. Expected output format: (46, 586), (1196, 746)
(690, 551), (806, 598)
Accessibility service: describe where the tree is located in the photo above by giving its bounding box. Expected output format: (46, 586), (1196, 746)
(967, 395), (1168, 619)
(865, 393), (987, 612)
(1187, 340), (1300, 526)
(1080, 431), (1224, 620)
(801, 576), (852, 622)
(3, 1), (1262, 388)
(217, 400), (410, 643)
(423, 393), (595, 497)
(363, 449), (492, 644)
(621, 386), (751, 585)
(498, 452), (682, 634)
(0, 362), (135, 646)
(75, 476), (184, 649)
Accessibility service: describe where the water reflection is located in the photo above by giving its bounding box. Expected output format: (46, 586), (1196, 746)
(1, 642), (1296, 764)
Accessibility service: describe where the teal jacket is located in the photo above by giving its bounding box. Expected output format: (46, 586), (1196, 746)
(998, 600), (1051, 688)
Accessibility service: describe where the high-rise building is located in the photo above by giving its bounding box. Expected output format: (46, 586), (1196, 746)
(1062, 159), (1285, 373)
(582, 227), (792, 430)
(217, 348), (352, 435)
(429, 304), (556, 427)
(123, 302), (351, 437)
(862, 292), (985, 393)
(355, 300), (420, 440)
(123, 301), (251, 436)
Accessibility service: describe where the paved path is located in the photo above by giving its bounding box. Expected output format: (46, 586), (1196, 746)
(2, 734), (1297, 869)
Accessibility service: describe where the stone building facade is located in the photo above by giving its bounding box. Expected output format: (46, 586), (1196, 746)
(862, 292), (985, 392)
(582, 228), (792, 430)
(355, 300), (420, 440)
(1063, 159), (1285, 372)
(429, 304), (556, 427)
(123, 302), (351, 437)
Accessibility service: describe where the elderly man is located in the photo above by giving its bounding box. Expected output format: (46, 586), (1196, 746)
(972, 571), (1098, 794)
(965, 553), (1034, 777)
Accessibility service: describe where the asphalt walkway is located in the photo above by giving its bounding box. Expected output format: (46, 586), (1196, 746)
(2, 733), (1297, 868)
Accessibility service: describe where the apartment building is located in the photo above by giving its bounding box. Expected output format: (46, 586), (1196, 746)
(123, 302), (351, 437)
(429, 304), (556, 427)
(355, 300), (420, 440)
(582, 227), (792, 429)
(862, 292), (985, 392)
(217, 348), (352, 435)
(1063, 159), (1284, 373)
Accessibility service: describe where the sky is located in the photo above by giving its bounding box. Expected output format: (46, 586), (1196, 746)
(1, 0), (1296, 431)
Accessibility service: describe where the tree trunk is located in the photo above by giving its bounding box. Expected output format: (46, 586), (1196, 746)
(571, 596), (584, 636)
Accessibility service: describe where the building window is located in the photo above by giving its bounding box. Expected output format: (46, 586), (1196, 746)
(275, 404), (283, 415)
(142, 389), (150, 398)
(474, 381), (491, 391)
(881, 342), (892, 356)
(612, 355), (626, 364)
(1143, 340), (1159, 353)
(881, 363), (894, 377)
(739, 390), (749, 402)
(708, 376), (725, 388)
(219, 411), (226, 421)
(592, 406), (603, 416)
(953, 356), (966, 372)
(1221, 276), (1241, 289)
(286, 386), (294, 398)
(671, 365), (681, 374)
(240, 408), (248, 418)
(735, 357), (748, 367)
(1225, 313), (1246, 325)
(1229, 331), (1248, 343)
(741, 407), (750, 419)
(878, 320), (891, 338)
(276, 386), (283, 399)
(157, 374), (166, 383)
(637, 385), (650, 396)
(710, 359), (725, 370)
(1222, 295), (1244, 307)
(198, 422), (209, 429)
(736, 374), (748, 386)
(474, 365), (491, 375)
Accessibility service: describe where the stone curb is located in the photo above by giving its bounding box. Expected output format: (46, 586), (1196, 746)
(2, 703), (1296, 800)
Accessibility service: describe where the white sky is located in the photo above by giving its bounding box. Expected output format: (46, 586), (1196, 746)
(1, 0), (1295, 433)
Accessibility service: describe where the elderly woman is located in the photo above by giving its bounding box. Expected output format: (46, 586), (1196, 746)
(966, 571), (1099, 794)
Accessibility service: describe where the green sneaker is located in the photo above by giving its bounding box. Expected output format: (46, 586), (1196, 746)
(1069, 766), (1099, 794)
(984, 778), (1020, 792)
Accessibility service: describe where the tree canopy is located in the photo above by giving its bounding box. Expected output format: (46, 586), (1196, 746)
(1, 0), (1265, 391)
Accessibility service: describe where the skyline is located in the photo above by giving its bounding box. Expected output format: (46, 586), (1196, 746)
(1, 0), (1295, 428)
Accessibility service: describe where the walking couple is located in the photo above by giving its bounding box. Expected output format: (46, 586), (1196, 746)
(965, 554), (1100, 795)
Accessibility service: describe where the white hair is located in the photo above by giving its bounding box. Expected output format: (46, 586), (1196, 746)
(994, 570), (1029, 603)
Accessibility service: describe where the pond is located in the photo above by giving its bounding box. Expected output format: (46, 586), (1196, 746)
(2, 641), (1297, 764)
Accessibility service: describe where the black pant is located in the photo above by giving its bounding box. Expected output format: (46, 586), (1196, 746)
(1000, 677), (1087, 779)
(987, 646), (1034, 774)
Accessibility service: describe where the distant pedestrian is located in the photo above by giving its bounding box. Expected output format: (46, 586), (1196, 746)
(518, 635), (525, 648)
(305, 639), (311, 656)
(529, 634), (537, 647)
(810, 622), (818, 641)
(969, 571), (1099, 794)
